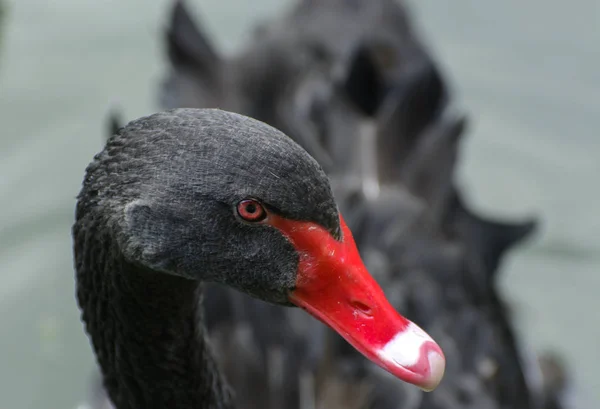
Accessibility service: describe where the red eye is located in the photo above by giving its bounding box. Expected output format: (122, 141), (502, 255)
(236, 199), (267, 222)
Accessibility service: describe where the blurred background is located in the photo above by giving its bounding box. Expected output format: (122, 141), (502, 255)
(0, 0), (597, 408)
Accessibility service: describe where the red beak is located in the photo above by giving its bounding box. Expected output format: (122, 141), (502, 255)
(270, 214), (445, 392)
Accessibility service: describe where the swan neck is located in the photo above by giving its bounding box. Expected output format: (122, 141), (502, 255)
(75, 239), (233, 409)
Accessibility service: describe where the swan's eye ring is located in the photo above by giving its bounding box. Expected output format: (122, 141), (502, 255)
(236, 199), (267, 222)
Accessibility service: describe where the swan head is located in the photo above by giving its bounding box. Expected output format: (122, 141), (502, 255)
(76, 108), (445, 391)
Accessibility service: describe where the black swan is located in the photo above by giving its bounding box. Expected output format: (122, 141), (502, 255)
(87, 2), (572, 408)
(73, 108), (446, 409)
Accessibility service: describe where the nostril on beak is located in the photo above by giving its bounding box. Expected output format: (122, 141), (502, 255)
(351, 300), (373, 317)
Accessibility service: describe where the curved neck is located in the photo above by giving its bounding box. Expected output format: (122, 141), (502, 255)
(75, 238), (233, 409)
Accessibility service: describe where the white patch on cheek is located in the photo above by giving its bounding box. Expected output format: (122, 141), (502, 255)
(379, 322), (434, 367)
